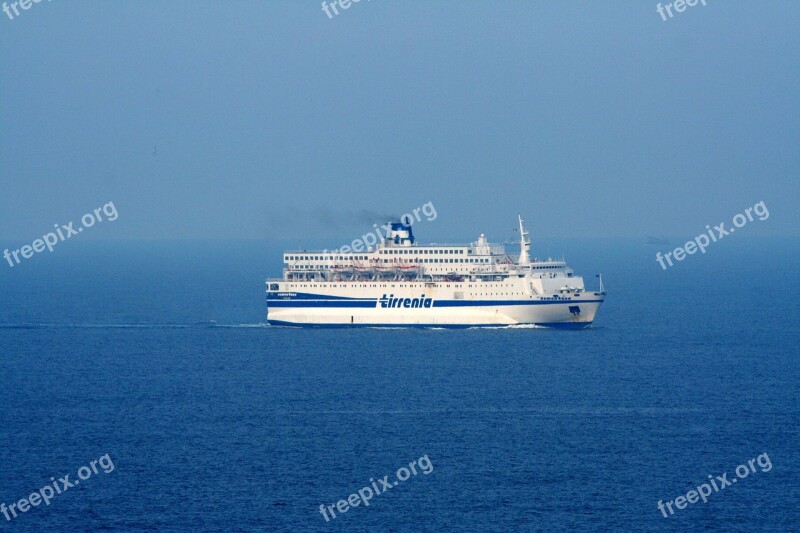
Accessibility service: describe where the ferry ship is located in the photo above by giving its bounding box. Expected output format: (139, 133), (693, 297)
(266, 216), (606, 328)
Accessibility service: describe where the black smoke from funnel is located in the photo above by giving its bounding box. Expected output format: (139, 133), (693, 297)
(309, 207), (401, 229)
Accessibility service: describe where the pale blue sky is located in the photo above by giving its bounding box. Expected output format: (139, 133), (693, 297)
(1, 1), (798, 242)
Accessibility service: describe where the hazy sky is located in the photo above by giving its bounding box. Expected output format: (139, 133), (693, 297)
(1, 1), (798, 242)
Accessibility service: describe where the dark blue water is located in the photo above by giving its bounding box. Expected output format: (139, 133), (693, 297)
(1, 239), (798, 531)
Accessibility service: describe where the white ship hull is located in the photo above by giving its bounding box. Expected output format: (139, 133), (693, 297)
(267, 283), (604, 329)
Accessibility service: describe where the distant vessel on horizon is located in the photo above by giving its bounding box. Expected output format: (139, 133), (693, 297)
(266, 216), (606, 328)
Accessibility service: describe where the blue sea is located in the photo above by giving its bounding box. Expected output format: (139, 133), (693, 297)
(1, 238), (798, 532)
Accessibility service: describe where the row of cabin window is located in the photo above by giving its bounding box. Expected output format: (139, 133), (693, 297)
(285, 255), (371, 261)
(382, 258), (488, 263)
(288, 258), (490, 267)
(285, 250), (470, 261)
(285, 256), (489, 263)
(382, 249), (466, 254)
(287, 283), (521, 288)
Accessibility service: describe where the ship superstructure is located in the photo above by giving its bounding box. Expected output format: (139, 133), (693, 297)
(266, 216), (606, 328)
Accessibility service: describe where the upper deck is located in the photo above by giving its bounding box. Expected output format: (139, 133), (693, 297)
(274, 221), (572, 283)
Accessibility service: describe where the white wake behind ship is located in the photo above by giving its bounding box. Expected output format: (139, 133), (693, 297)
(266, 216), (606, 328)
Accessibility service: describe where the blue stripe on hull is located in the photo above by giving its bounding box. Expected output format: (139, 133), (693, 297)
(431, 299), (601, 307)
(266, 299), (602, 308)
(266, 320), (593, 330)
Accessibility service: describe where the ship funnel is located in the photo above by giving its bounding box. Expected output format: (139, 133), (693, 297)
(388, 218), (415, 246)
(518, 214), (531, 265)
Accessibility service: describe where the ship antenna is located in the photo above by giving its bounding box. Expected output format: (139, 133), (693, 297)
(518, 214), (531, 265)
